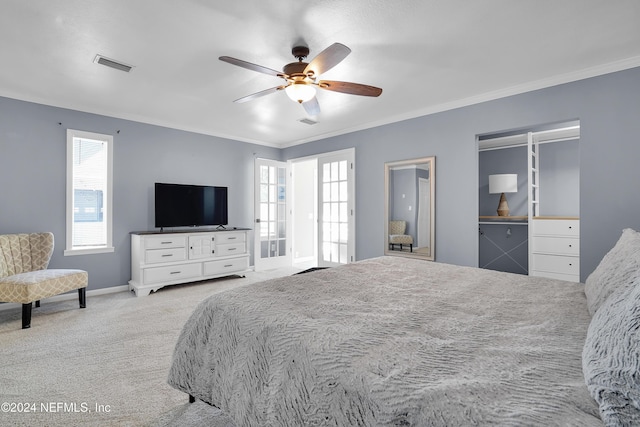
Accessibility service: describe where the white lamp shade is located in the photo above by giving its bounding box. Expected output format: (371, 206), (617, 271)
(285, 82), (316, 103)
(489, 174), (517, 194)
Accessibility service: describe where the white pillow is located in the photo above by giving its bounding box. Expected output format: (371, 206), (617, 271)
(584, 228), (640, 315)
(583, 277), (640, 425)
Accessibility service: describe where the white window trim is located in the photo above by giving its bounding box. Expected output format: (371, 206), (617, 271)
(65, 129), (115, 256)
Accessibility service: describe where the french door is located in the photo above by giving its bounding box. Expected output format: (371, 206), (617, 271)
(254, 158), (289, 270)
(317, 149), (355, 267)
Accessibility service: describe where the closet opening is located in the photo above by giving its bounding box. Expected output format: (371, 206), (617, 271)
(477, 120), (581, 281)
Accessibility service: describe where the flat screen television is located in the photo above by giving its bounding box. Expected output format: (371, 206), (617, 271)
(155, 183), (228, 229)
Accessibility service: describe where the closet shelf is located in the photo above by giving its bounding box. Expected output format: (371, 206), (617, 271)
(478, 216), (528, 225)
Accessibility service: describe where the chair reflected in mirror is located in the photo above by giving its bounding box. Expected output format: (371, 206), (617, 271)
(388, 220), (413, 252)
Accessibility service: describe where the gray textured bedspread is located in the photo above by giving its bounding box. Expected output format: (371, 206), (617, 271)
(168, 256), (601, 426)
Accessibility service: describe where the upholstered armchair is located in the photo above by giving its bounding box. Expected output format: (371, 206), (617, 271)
(0, 232), (88, 329)
(389, 220), (413, 252)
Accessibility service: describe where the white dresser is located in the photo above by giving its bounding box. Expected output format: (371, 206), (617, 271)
(129, 228), (250, 296)
(530, 218), (580, 282)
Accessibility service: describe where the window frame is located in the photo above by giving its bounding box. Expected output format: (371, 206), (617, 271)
(65, 129), (115, 256)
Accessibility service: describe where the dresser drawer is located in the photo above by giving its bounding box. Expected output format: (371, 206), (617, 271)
(217, 242), (246, 256)
(532, 219), (579, 237)
(145, 247), (187, 264)
(531, 253), (579, 276)
(203, 257), (249, 276)
(144, 263), (201, 285)
(530, 270), (580, 282)
(144, 235), (186, 250)
(531, 236), (579, 256)
(217, 232), (246, 244)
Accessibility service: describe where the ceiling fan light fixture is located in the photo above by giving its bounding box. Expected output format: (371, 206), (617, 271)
(285, 82), (316, 104)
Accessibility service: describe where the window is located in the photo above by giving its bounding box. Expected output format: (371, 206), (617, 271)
(65, 129), (114, 255)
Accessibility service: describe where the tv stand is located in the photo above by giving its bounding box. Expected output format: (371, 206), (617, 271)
(128, 228), (250, 296)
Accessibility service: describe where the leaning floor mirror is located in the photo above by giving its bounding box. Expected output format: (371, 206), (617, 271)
(384, 156), (435, 261)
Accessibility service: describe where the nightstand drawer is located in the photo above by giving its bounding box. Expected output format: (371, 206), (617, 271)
(531, 236), (579, 256)
(144, 263), (201, 285)
(531, 253), (579, 276)
(145, 247), (187, 264)
(144, 235), (186, 249)
(532, 219), (579, 237)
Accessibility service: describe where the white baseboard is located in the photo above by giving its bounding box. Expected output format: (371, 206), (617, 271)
(0, 285), (130, 312)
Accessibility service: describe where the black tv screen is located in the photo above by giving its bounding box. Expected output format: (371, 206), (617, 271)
(155, 183), (228, 228)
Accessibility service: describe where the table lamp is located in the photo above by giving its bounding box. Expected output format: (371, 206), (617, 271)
(489, 174), (517, 216)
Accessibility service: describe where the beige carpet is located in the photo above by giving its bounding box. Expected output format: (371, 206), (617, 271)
(0, 268), (296, 426)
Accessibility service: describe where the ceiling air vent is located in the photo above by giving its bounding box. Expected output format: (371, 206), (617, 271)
(298, 118), (318, 125)
(93, 55), (133, 73)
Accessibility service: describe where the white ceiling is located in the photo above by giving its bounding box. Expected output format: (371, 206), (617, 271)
(1, 1), (639, 148)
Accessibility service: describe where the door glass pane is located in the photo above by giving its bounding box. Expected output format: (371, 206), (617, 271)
(259, 164), (287, 259)
(339, 182), (348, 202)
(340, 223), (348, 243)
(339, 244), (348, 264)
(321, 159), (350, 265)
(323, 242), (331, 262)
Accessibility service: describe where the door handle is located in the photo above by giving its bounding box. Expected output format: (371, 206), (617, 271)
(255, 218), (261, 223)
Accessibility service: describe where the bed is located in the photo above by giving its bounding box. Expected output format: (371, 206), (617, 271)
(168, 229), (640, 426)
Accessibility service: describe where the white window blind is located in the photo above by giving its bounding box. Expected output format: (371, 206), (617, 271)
(66, 129), (114, 255)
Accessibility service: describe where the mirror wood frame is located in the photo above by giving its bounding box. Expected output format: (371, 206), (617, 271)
(384, 156), (435, 261)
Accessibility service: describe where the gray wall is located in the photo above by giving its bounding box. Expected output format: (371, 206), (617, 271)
(390, 169), (417, 240)
(539, 139), (580, 216)
(2, 66), (639, 288)
(283, 66), (640, 281)
(0, 97), (281, 290)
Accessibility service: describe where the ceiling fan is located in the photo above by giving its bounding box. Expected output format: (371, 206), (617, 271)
(219, 43), (382, 116)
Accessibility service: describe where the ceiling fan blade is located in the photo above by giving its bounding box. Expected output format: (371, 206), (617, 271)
(219, 56), (283, 77)
(318, 80), (383, 97)
(234, 86), (284, 103)
(304, 43), (351, 76)
(302, 96), (320, 116)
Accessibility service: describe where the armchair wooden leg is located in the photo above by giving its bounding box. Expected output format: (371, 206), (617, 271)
(35, 300), (40, 308)
(22, 303), (32, 329)
(78, 288), (86, 308)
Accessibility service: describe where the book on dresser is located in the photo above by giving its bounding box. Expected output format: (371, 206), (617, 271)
(129, 228), (250, 296)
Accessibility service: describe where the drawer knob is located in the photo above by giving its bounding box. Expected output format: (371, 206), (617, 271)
(569, 244), (572, 248)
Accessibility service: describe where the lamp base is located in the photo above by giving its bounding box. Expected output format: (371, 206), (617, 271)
(497, 193), (510, 216)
